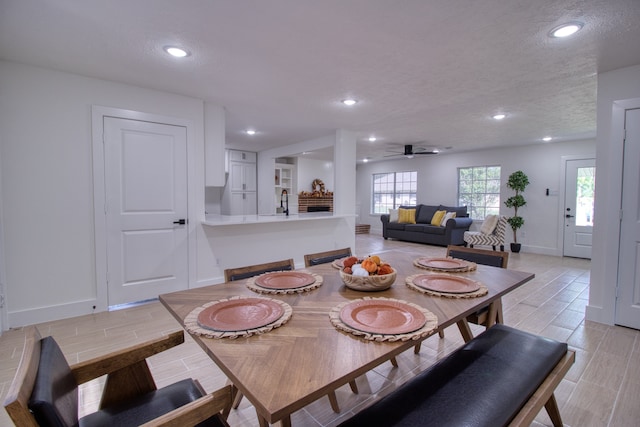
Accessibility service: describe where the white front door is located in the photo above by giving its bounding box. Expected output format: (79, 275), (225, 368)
(563, 159), (595, 259)
(616, 107), (640, 329)
(104, 117), (188, 306)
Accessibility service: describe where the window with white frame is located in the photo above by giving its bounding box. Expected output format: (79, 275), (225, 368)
(458, 166), (501, 220)
(371, 171), (417, 214)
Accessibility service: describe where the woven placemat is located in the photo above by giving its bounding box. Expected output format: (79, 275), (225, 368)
(246, 271), (323, 294)
(405, 273), (488, 298)
(413, 257), (477, 273)
(329, 297), (438, 342)
(184, 296), (293, 339)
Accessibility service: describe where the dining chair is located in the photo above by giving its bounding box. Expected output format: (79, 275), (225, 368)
(415, 245), (510, 352)
(441, 245), (509, 336)
(4, 326), (232, 427)
(447, 244), (509, 269)
(224, 258), (295, 282)
(303, 247), (352, 267)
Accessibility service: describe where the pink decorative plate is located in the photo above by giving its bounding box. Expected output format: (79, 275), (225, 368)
(339, 299), (427, 335)
(412, 274), (481, 294)
(197, 298), (285, 331)
(254, 271), (316, 289)
(417, 257), (468, 270)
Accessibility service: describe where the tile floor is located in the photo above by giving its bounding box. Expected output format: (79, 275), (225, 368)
(1, 233), (638, 426)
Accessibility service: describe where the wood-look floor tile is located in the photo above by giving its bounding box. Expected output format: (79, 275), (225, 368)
(581, 350), (628, 392)
(598, 326), (636, 358)
(609, 374), (640, 426)
(567, 324), (608, 352)
(551, 308), (585, 330)
(562, 379), (617, 427)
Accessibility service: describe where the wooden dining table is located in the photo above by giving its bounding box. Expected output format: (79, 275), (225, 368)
(159, 249), (534, 427)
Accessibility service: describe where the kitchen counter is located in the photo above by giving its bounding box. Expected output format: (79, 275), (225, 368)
(203, 212), (351, 226)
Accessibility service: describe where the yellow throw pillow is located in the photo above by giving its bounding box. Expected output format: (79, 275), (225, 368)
(431, 210), (446, 226)
(398, 208), (416, 224)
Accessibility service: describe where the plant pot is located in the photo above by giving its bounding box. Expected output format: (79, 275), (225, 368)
(510, 243), (522, 253)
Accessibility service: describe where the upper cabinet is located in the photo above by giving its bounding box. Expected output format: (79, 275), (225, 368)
(228, 150), (257, 163)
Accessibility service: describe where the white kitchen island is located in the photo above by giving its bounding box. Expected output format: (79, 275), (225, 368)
(197, 212), (356, 285)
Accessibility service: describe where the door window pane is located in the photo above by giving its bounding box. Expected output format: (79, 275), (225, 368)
(575, 167), (595, 226)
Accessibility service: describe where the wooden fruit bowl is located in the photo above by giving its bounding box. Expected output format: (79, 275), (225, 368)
(339, 268), (397, 292)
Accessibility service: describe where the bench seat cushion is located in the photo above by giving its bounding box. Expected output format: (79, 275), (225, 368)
(339, 324), (567, 427)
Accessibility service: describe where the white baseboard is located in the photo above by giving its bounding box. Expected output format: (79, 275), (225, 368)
(8, 298), (99, 329)
(585, 304), (614, 325)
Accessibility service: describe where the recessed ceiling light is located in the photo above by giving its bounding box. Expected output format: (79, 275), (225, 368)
(543, 136), (552, 142)
(342, 99), (358, 106)
(492, 114), (506, 120)
(363, 158), (369, 163)
(549, 22), (584, 38)
(164, 46), (190, 57)
(368, 137), (377, 142)
(246, 130), (256, 135)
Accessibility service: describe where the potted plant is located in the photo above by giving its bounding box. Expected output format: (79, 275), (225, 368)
(504, 170), (529, 253)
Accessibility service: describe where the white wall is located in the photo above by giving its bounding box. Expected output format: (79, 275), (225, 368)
(297, 158), (335, 195)
(588, 63), (640, 325)
(356, 139), (596, 255)
(0, 61), (209, 327)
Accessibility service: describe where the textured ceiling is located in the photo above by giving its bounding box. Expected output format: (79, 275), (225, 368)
(2, 0), (639, 162)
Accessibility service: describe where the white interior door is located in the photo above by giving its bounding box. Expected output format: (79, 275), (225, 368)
(104, 117), (188, 306)
(563, 159), (595, 258)
(616, 107), (640, 329)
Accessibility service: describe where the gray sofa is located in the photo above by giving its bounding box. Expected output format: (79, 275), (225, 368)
(380, 204), (473, 246)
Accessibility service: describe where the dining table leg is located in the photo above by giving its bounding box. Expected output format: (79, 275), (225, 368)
(279, 415), (292, 427)
(486, 301), (499, 328)
(495, 298), (504, 324)
(456, 318), (474, 342)
(327, 390), (340, 413)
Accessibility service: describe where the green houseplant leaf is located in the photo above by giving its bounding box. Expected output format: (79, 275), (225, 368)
(504, 170), (529, 244)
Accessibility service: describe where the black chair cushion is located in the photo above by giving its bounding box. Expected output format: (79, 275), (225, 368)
(80, 378), (225, 427)
(29, 336), (79, 427)
(308, 253), (350, 266)
(338, 325), (567, 427)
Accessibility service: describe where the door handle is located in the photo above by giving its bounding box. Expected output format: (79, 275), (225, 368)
(565, 214), (575, 218)
(173, 219), (187, 225)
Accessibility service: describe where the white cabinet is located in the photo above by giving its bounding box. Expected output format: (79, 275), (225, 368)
(230, 162), (257, 192)
(228, 191), (257, 215)
(228, 150), (257, 163)
(222, 150), (257, 215)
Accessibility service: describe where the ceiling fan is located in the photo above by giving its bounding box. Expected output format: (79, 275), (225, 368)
(385, 144), (439, 158)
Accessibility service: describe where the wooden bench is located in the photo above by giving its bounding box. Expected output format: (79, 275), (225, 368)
(338, 324), (575, 427)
